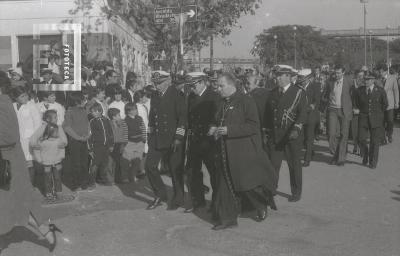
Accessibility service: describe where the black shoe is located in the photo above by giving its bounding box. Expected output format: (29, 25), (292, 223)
(146, 197), (163, 210)
(167, 204), (180, 211)
(255, 209), (267, 222)
(369, 163), (377, 169)
(330, 159), (337, 165)
(269, 196), (277, 211)
(362, 158), (368, 166)
(212, 221), (238, 231)
(203, 185), (210, 194)
(303, 161), (310, 167)
(336, 161), (345, 167)
(184, 201), (206, 213)
(136, 172), (146, 180)
(288, 195), (301, 202)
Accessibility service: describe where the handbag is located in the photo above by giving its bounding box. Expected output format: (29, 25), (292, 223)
(0, 150), (11, 190)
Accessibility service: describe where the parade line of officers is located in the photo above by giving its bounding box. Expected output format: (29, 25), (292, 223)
(142, 62), (394, 230)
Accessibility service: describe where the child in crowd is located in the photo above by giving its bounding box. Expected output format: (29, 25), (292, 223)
(109, 86), (126, 119)
(10, 86), (42, 185)
(133, 90), (151, 178)
(36, 91), (65, 126)
(108, 108), (129, 184)
(87, 86), (108, 119)
(30, 110), (68, 202)
(88, 103), (114, 187)
(63, 92), (91, 192)
(124, 103), (146, 182)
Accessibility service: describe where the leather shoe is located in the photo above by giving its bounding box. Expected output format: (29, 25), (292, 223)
(336, 161), (345, 166)
(369, 163), (377, 169)
(146, 197), (162, 210)
(330, 159), (337, 165)
(288, 195), (301, 202)
(212, 221), (238, 231)
(255, 209), (267, 222)
(269, 196), (277, 211)
(302, 161), (310, 167)
(167, 204), (180, 211)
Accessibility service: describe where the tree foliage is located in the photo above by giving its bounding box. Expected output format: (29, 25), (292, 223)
(252, 25), (400, 70)
(67, 0), (261, 70)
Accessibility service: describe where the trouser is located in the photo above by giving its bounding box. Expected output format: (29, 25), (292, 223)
(186, 139), (217, 207)
(43, 163), (62, 195)
(304, 118), (318, 162)
(145, 144), (184, 205)
(68, 138), (89, 189)
(268, 139), (302, 197)
(351, 114), (359, 151)
(111, 143), (130, 183)
(90, 143), (113, 185)
(328, 108), (351, 163)
(359, 124), (382, 167)
(384, 109), (394, 139)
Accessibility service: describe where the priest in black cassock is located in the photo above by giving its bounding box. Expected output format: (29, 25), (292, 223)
(208, 73), (277, 231)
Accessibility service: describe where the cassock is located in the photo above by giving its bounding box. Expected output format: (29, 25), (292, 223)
(214, 92), (277, 226)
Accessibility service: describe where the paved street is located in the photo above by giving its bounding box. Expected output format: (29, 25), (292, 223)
(2, 130), (400, 256)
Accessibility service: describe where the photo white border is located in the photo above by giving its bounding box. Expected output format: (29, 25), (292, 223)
(33, 23), (81, 91)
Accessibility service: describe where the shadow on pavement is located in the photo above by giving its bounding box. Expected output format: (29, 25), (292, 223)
(390, 190), (400, 202)
(0, 226), (50, 252)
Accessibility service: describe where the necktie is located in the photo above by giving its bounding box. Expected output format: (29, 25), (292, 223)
(368, 88), (372, 96)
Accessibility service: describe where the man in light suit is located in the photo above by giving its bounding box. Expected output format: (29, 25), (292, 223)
(377, 65), (399, 144)
(322, 65), (353, 166)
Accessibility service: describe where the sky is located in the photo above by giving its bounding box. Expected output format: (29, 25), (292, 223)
(201, 0), (400, 59)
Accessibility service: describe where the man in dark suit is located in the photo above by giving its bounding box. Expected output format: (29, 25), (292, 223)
(377, 65), (399, 144)
(245, 74), (269, 129)
(264, 65), (307, 202)
(297, 69), (321, 167)
(353, 72), (388, 169)
(145, 74), (187, 210)
(39, 68), (68, 107)
(322, 65), (353, 166)
(185, 72), (220, 213)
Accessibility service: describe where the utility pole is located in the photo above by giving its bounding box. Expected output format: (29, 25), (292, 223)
(210, 34), (214, 71)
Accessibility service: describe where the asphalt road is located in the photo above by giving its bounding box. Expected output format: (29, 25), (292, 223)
(1, 130), (400, 256)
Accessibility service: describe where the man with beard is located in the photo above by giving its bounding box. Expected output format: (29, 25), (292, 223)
(209, 73), (277, 230)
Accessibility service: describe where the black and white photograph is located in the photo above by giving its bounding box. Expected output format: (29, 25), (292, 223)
(0, 0), (399, 255)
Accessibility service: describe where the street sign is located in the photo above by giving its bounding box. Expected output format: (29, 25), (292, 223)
(154, 5), (197, 24)
(154, 7), (178, 24)
(182, 5), (197, 22)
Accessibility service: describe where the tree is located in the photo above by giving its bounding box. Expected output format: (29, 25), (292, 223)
(67, 0), (261, 71)
(252, 25), (400, 70)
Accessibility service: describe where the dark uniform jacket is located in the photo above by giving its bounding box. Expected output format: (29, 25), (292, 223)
(303, 80), (321, 123)
(148, 85), (187, 150)
(354, 85), (388, 129)
(216, 92), (277, 192)
(264, 84), (307, 145)
(188, 87), (220, 141)
(249, 87), (269, 125)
